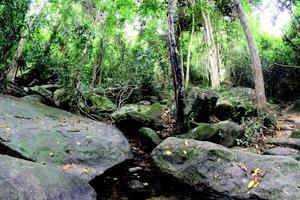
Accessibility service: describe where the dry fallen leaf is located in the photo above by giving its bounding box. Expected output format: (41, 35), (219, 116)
(238, 163), (248, 172)
(251, 168), (261, 176)
(83, 168), (90, 175)
(0, 125), (8, 128)
(49, 152), (54, 157)
(248, 177), (259, 189)
(63, 164), (70, 171)
(184, 140), (189, 146)
(165, 150), (172, 155)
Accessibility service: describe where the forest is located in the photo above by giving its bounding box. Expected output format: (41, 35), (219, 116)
(0, 0), (300, 199)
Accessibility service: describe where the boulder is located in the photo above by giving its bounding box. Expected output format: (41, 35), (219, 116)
(152, 137), (300, 200)
(215, 87), (256, 121)
(0, 155), (96, 200)
(21, 95), (44, 103)
(177, 121), (243, 147)
(184, 87), (218, 126)
(290, 99), (300, 112)
(0, 94), (132, 181)
(53, 88), (70, 107)
(264, 147), (300, 160)
(112, 103), (165, 131)
(139, 127), (162, 148)
(90, 95), (115, 111)
(30, 85), (53, 98)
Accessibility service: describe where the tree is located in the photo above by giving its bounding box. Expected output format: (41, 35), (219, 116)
(167, 0), (186, 132)
(202, 9), (221, 89)
(233, 0), (267, 113)
(6, 0), (48, 83)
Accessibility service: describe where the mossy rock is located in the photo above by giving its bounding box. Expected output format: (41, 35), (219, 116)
(139, 127), (162, 148)
(290, 99), (300, 112)
(112, 103), (165, 131)
(90, 95), (116, 111)
(177, 120), (243, 147)
(216, 87), (257, 122)
(152, 137), (300, 200)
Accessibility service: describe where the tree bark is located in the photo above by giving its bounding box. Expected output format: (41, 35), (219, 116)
(90, 39), (105, 88)
(234, 0), (267, 113)
(185, 14), (195, 88)
(6, 0), (48, 83)
(6, 38), (26, 83)
(202, 10), (220, 89)
(168, 0), (186, 132)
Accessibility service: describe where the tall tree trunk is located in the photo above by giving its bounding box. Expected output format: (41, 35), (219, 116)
(234, 0), (267, 113)
(185, 14), (195, 88)
(6, 0), (48, 83)
(90, 39), (105, 88)
(6, 38), (26, 83)
(202, 11), (220, 89)
(168, 0), (186, 132)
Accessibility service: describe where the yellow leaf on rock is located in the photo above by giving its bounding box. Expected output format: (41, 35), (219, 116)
(49, 152), (54, 157)
(83, 168), (90, 175)
(248, 178), (259, 189)
(183, 150), (188, 155)
(184, 140), (189, 146)
(63, 164), (70, 171)
(165, 150), (172, 156)
(251, 168), (261, 176)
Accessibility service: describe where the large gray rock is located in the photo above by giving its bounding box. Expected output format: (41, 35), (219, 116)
(290, 99), (300, 112)
(216, 87), (257, 121)
(177, 121), (243, 147)
(264, 147), (300, 160)
(152, 137), (300, 200)
(112, 103), (165, 131)
(0, 155), (96, 200)
(184, 87), (218, 126)
(0, 94), (132, 181)
(21, 95), (44, 103)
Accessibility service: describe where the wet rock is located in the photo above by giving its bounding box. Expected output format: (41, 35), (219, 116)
(0, 155), (96, 200)
(215, 87), (256, 121)
(112, 103), (165, 131)
(139, 127), (162, 148)
(264, 147), (300, 160)
(177, 120), (243, 147)
(21, 95), (44, 103)
(184, 87), (218, 127)
(0, 94), (132, 181)
(152, 137), (300, 200)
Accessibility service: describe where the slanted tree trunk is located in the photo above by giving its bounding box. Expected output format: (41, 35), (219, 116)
(6, 38), (26, 83)
(202, 10), (220, 89)
(185, 14), (195, 88)
(234, 0), (267, 113)
(6, 1), (48, 83)
(168, 0), (186, 132)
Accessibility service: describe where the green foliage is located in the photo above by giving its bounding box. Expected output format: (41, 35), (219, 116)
(237, 113), (277, 146)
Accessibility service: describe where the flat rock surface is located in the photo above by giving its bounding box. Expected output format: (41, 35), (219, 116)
(152, 137), (300, 200)
(0, 155), (96, 200)
(0, 94), (132, 181)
